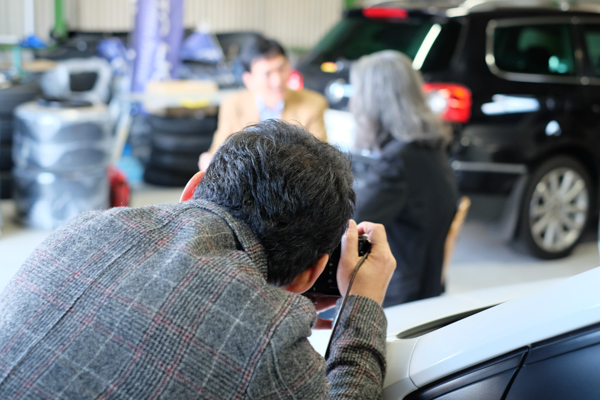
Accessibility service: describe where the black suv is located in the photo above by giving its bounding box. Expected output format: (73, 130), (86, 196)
(296, 0), (600, 259)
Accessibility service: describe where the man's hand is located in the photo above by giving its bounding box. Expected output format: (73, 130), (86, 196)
(337, 220), (396, 305)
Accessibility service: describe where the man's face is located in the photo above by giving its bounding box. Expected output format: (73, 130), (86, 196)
(243, 54), (291, 106)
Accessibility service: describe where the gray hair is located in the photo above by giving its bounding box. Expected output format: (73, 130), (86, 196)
(350, 50), (451, 151)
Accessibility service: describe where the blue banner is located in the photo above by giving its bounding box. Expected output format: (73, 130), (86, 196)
(131, 0), (184, 93)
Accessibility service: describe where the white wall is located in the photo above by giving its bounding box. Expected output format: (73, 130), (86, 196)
(184, 0), (343, 49)
(0, 0), (344, 49)
(0, 0), (55, 41)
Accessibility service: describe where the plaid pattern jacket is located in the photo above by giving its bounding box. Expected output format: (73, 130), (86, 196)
(0, 200), (387, 399)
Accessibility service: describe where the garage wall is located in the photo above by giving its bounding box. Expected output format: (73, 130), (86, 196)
(0, 0), (55, 42)
(0, 0), (344, 50)
(68, 0), (136, 33)
(184, 0), (343, 49)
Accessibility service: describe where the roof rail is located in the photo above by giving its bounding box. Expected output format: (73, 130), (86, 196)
(367, 0), (600, 15)
(365, 0), (463, 8)
(454, 0), (600, 14)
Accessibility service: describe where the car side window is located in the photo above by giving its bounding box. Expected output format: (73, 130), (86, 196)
(582, 25), (600, 77)
(505, 323), (600, 399)
(494, 23), (576, 76)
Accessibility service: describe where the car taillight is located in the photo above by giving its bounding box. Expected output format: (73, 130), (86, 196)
(423, 83), (472, 124)
(288, 70), (304, 91)
(362, 7), (408, 19)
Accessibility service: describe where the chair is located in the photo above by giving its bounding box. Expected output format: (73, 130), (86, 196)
(441, 196), (471, 288)
(40, 57), (112, 104)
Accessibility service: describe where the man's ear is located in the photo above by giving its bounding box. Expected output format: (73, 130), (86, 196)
(242, 71), (253, 91)
(283, 254), (329, 294)
(179, 171), (205, 202)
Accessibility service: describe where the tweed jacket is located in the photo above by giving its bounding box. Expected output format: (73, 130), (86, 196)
(0, 200), (387, 399)
(208, 89), (328, 153)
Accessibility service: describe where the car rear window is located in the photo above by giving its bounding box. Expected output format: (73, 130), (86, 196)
(493, 23), (576, 76)
(582, 25), (600, 77)
(307, 16), (462, 72)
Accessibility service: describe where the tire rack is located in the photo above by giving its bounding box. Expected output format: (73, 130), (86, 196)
(0, 82), (43, 200)
(113, 88), (240, 183)
(12, 100), (112, 230)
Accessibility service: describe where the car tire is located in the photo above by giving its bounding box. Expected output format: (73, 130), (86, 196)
(128, 114), (152, 164)
(143, 166), (194, 187)
(0, 145), (12, 171)
(13, 101), (112, 171)
(0, 118), (13, 145)
(12, 166), (109, 230)
(148, 115), (218, 135)
(0, 171), (11, 199)
(151, 131), (213, 154)
(517, 156), (593, 259)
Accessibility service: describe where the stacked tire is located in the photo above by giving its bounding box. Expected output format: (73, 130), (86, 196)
(143, 114), (217, 186)
(13, 98), (111, 229)
(0, 82), (42, 199)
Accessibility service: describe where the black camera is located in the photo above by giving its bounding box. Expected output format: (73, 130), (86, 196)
(306, 235), (371, 296)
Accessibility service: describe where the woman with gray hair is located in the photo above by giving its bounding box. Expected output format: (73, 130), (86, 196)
(352, 50), (459, 307)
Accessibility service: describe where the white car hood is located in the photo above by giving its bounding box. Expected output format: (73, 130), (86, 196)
(308, 271), (600, 399)
(408, 267), (600, 387)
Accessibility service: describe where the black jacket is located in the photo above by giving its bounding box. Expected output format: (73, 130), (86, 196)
(354, 140), (459, 307)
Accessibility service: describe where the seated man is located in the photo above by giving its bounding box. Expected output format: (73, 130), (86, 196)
(0, 120), (395, 399)
(198, 37), (328, 171)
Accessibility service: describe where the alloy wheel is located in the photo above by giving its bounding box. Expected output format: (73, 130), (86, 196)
(528, 167), (589, 254)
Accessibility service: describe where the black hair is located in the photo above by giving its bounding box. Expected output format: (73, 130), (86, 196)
(239, 37), (287, 72)
(193, 120), (355, 286)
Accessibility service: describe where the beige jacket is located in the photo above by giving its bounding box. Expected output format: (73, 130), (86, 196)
(209, 89), (328, 152)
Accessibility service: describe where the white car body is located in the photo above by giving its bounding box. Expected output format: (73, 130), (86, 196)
(309, 267), (600, 398)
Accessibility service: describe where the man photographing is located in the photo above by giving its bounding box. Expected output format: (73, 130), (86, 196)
(0, 120), (395, 399)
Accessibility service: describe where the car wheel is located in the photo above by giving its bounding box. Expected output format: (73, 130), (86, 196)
(151, 131), (213, 154)
(0, 82), (42, 118)
(518, 156), (593, 259)
(0, 171), (11, 199)
(148, 150), (199, 173)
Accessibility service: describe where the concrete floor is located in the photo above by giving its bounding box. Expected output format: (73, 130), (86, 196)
(447, 219), (599, 294)
(1, 185), (598, 296)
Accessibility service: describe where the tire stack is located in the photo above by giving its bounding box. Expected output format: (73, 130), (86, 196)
(143, 114), (217, 186)
(0, 82), (43, 199)
(12, 98), (111, 229)
(128, 113), (152, 165)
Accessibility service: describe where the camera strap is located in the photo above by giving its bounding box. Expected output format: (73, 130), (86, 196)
(324, 250), (370, 360)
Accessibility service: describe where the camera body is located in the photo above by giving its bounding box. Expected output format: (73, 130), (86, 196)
(306, 235), (371, 296)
